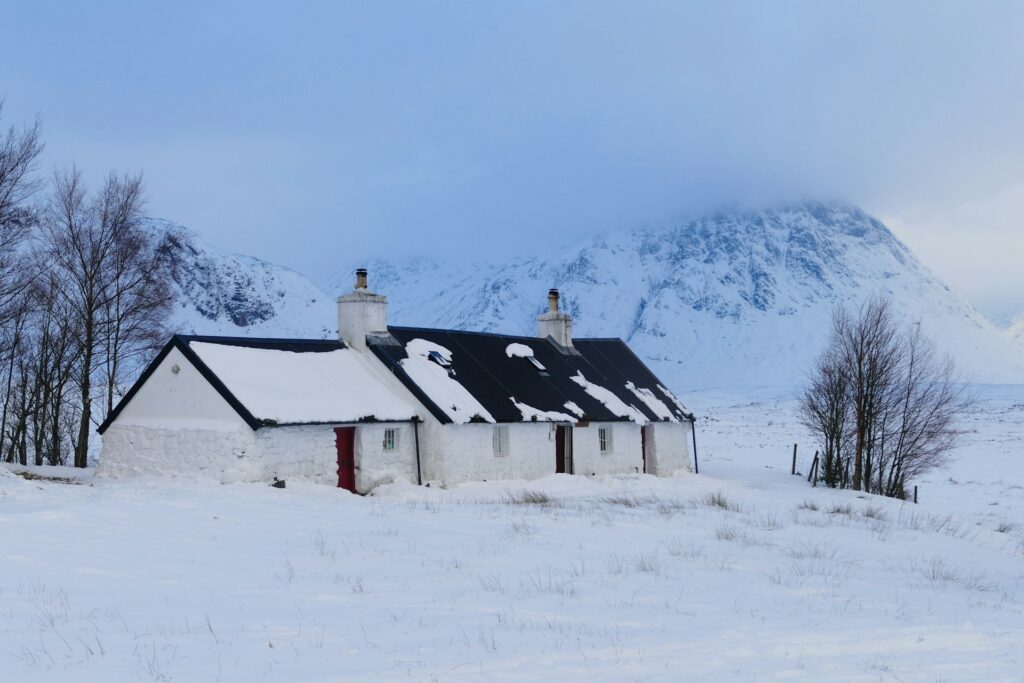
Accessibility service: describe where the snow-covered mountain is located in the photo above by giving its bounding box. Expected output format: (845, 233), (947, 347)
(152, 219), (336, 339)
(160, 203), (1024, 391)
(1008, 316), (1024, 345)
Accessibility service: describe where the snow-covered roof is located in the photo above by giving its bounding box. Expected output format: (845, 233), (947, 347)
(189, 341), (418, 425)
(100, 329), (690, 433)
(369, 328), (691, 425)
(99, 336), (419, 433)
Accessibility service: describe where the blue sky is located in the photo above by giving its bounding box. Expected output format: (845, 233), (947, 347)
(3, 1), (1024, 319)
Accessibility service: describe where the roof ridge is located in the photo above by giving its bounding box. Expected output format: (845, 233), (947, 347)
(385, 325), (626, 344)
(177, 334), (342, 345)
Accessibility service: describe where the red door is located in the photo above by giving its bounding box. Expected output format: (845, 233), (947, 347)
(334, 427), (356, 492)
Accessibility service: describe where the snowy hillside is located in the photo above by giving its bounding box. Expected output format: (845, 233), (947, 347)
(156, 204), (1024, 391)
(344, 203), (1024, 389)
(1009, 316), (1024, 344)
(150, 219), (336, 339)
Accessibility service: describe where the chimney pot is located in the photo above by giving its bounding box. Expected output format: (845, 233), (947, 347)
(355, 268), (368, 290)
(538, 288), (573, 349)
(548, 288), (560, 313)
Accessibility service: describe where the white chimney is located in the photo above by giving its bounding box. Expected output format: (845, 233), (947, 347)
(537, 288), (573, 349)
(337, 267), (388, 351)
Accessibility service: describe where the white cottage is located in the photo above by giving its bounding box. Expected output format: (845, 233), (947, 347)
(98, 270), (696, 491)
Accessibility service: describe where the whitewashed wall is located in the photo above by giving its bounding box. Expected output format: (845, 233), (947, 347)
(418, 419), (646, 485)
(98, 347), (256, 480)
(107, 347), (249, 431)
(99, 424), (257, 481)
(255, 423), (418, 490)
(419, 420), (556, 485)
(572, 422), (644, 476)
(644, 421), (693, 476)
(102, 421), (418, 490)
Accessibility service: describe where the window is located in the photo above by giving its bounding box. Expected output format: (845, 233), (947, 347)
(493, 426), (509, 457)
(598, 427), (612, 454)
(383, 428), (398, 451)
(428, 349), (457, 377)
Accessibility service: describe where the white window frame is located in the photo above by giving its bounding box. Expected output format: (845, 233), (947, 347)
(493, 426), (509, 457)
(382, 428), (399, 451)
(598, 426), (612, 454)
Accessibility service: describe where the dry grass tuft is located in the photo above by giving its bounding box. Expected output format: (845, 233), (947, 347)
(502, 490), (561, 508)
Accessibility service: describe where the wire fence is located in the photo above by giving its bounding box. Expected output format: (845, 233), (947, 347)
(787, 442), (919, 502)
(788, 443), (818, 478)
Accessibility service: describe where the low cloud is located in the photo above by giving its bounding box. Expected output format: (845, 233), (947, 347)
(6, 1), (1024, 316)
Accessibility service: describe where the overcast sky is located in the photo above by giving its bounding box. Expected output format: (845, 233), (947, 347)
(3, 1), (1024, 320)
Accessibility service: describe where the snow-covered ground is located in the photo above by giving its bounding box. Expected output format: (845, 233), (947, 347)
(2, 386), (1023, 682)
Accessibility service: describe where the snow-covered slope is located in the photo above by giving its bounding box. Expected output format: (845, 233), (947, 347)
(158, 204), (1024, 391)
(4, 386), (1024, 681)
(335, 203), (1024, 389)
(150, 219), (335, 339)
(1008, 316), (1024, 345)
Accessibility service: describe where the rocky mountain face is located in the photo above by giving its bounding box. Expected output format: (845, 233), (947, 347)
(159, 204), (1024, 391)
(151, 219), (336, 340)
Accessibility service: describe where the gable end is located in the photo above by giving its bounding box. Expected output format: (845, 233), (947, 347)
(98, 336), (263, 434)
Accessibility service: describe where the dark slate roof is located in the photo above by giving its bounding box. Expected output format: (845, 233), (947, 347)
(99, 330), (691, 434)
(368, 326), (691, 425)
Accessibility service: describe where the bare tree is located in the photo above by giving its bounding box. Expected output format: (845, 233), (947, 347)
(834, 297), (903, 491)
(0, 103), (43, 330)
(802, 296), (969, 498)
(0, 106), (172, 468)
(40, 168), (167, 468)
(798, 345), (851, 488)
(872, 325), (966, 497)
(99, 225), (175, 417)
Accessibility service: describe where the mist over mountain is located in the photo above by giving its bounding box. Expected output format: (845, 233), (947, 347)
(160, 203), (1024, 391)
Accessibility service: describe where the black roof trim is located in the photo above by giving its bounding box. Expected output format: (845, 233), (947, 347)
(262, 418), (420, 428)
(177, 335), (344, 353)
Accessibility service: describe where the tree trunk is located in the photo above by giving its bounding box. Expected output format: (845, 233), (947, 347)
(74, 319), (92, 468)
(852, 426), (864, 491)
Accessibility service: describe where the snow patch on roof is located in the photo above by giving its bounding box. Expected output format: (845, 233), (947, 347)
(657, 384), (691, 416)
(400, 339), (495, 424)
(570, 371), (647, 423)
(189, 342), (418, 424)
(563, 401), (584, 418)
(505, 342), (535, 358)
(509, 397), (576, 423)
(626, 381), (676, 421)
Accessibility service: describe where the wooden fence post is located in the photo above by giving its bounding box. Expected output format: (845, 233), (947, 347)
(806, 452), (819, 484)
(914, 485), (918, 504)
(791, 443), (798, 475)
